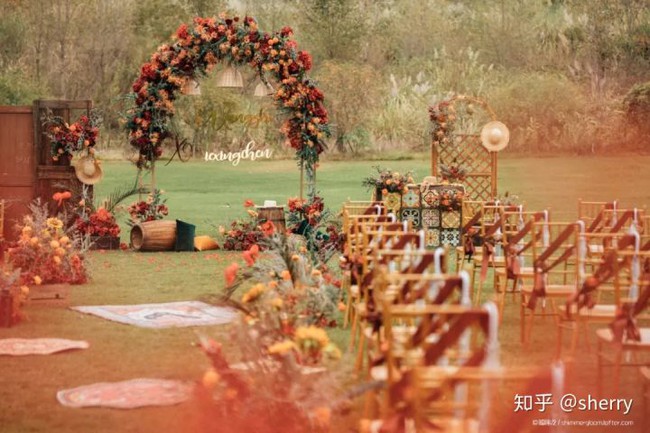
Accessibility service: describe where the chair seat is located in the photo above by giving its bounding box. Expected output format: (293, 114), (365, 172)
(495, 267), (534, 277)
(596, 328), (650, 348)
(472, 255), (504, 266)
(558, 304), (617, 318)
(522, 284), (576, 296)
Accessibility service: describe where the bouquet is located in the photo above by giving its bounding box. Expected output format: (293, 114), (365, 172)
(439, 163), (467, 183)
(6, 200), (88, 285)
(75, 208), (120, 237)
(42, 110), (102, 161)
(126, 189), (168, 226)
(362, 166), (414, 196)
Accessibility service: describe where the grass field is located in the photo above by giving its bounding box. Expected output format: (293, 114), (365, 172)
(1, 155), (650, 433)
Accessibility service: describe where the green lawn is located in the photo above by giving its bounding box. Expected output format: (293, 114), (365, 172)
(1, 155), (649, 433)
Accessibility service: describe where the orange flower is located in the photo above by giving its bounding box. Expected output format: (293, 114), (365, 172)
(244, 199), (255, 208)
(248, 244), (260, 259)
(280, 270), (292, 281)
(52, 191), (72, 207)
(261, 221), (275, 236)
(224, 262), (239, 286)
(242, 250), (255, 267)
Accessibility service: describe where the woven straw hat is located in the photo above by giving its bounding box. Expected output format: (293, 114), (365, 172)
(74, 155), (103, 185)
(480, 121), (510, 152)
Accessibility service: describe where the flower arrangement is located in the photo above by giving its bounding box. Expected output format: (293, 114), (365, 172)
(429, 100), (456, 149)
(361, 166), (415, 196)
(439, 162), (467, 183)
(285, 196), (344, 266)
(0, 268), (30, 326)
(126, 189), (168, 226)
(428, 188), (465, 211)
(6, 201), (88, 285)
(194, 228), (349, 432)
(42, 110), (102, 162)
(75, 208), (120, 238)
(219, 200), (267, 251)
(126, 14), (330, 171)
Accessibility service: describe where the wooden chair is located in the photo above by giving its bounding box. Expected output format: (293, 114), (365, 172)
(556, 233), (648, 358)
(595, 251), (650, 395)
(455, 200), (492, 272)
(520, 221), (581, 346)
(470, 204), (521, 304)
(578, 199), (616, 232)
(494, 209), (550, 320)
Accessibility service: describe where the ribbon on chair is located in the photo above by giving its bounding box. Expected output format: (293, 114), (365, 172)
(609, 259), (650, 343)
(479, 217), (503, 283)
(526, 223), (577, 310)
(566, 236), (650, 319)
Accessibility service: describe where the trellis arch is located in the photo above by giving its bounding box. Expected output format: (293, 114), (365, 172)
(125, 14), (330, 198)
(429, 95), (498, 201)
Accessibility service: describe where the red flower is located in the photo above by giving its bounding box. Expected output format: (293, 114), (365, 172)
(244, 199), (255, 208)
(280, 26), (293, 37)
(242, 250), (255, 267)
(297, 51), (312, 71)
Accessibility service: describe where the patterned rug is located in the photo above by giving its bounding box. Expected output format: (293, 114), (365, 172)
(71, 301), (237, 329)
(0, 338), (89, 356)
(57, 378), (194, 409)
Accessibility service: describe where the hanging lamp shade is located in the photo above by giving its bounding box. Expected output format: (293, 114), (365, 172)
(253, 81), (274, 97)
(181, 78), (201, 95)
(216, 65), (244, 88)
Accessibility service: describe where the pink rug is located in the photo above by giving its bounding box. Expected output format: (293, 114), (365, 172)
(0, 338), (89, 356)
(71, 301), (237, 328)
(57, 378), (194, 409)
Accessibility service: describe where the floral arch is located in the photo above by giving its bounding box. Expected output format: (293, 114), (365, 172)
(125, 14), (330, 198)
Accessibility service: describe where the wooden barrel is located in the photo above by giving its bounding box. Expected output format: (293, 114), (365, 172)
(130, 220), (177, 252)
(256, 206), (286, 232)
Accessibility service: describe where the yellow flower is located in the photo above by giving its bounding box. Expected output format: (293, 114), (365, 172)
(22, 226), (33, 235)
(247, 209), (258, 218)
(59, 236), (70, 245)
(30, 237), (39, 246)
(291, 254), (300, 261)
(270, 297), (283, 309)
(268, 340), (296, 355)
(40, 229), (51, 239)
(20, 286), (30, 296)
(241, 283), (266, 303)
(55, 247), (66, 256)
(53, 256), (62, 265)
(50, 240), (60, 249)
(46, 218), (63, 230)
(294, 325), (330, 349)
(33, 276), (42, 285)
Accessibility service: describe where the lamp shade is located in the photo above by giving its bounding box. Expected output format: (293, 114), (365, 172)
(253, 81), (274, 97)
(216, 66), (244, 88)
(181, 78), (201, 95)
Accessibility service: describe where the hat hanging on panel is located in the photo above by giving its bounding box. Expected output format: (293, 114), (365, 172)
(74, 155), (103, 185)
(480, 121), (510, 152)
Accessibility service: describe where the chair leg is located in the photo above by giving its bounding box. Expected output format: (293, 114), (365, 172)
(354, 328), (366, 374)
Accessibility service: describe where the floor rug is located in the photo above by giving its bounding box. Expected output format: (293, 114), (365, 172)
(0, 338), (89, 356)
(57, 378), (193, 409)
(71, 301), (237, 329)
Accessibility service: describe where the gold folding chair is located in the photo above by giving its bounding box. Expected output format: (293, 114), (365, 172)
(494, 209), (550, 320)
(520, 221), (581, 346)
